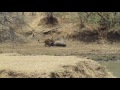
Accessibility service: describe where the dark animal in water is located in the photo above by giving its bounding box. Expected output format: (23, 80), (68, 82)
(44, 39), (54, 47)
(54, 41), (66, 47)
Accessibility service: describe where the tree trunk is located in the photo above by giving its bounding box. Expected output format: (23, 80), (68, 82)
(46, 12), (53, 18)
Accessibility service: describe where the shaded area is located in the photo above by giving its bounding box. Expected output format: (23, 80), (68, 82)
(68, 29), (120, 43)
(68, 29), (99, 43)
(39, 16), (58, 27)
(107, 30), (120, 42)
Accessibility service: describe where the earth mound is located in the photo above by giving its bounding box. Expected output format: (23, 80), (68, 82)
(0, 55), (115, 78)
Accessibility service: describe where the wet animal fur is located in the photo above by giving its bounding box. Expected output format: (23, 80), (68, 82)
(54, 41), (66, 47)
(44, 39), (54, 47)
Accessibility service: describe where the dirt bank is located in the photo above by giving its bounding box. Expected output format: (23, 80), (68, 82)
(0, 53), (115, 78)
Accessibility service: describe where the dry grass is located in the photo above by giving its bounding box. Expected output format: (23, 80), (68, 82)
(0, 12), (119, 78)
(0, 54), (115, 78)
(0, 41), (120, 56)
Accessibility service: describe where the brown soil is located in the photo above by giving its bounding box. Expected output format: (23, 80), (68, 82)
(0, 13), (119, 78)
(39, 16), (58, 27)
(1, 42), (120, 61)
(107, 30), (120, 42)
(68, 29), (99, 42)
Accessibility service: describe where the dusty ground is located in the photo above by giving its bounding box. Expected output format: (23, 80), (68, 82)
(0, 12), (119, 78)
(0, 42), (118, 78)
(0, 53), (114, 78)
(0, 41), (120, 61)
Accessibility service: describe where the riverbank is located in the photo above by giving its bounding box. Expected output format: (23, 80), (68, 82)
(100, 61), (120, 78)
(0, 54), (115, 78)
(0, 42), (120, 62)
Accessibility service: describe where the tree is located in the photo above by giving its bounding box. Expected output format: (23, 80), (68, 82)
(39, 12), (58, 26)
(46, 12), (53, 17)
(30, 12), (37, 16)
(77, 12), (85, 29)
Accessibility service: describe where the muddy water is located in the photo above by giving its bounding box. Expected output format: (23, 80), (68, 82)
(99, 61), (120, 78)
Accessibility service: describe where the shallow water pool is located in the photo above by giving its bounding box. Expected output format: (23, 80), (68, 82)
(99, 61), (120, 78)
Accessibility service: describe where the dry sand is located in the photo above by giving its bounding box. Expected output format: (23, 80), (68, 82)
(0, 53), (115, 78)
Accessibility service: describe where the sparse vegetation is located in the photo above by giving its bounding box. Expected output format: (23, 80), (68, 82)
(0, 55), (115, 78)
(89, 55), (119, 61)
(0, 12), (120, 43)
(0, 12), (120, 78)
(39, 12), (58, 27)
